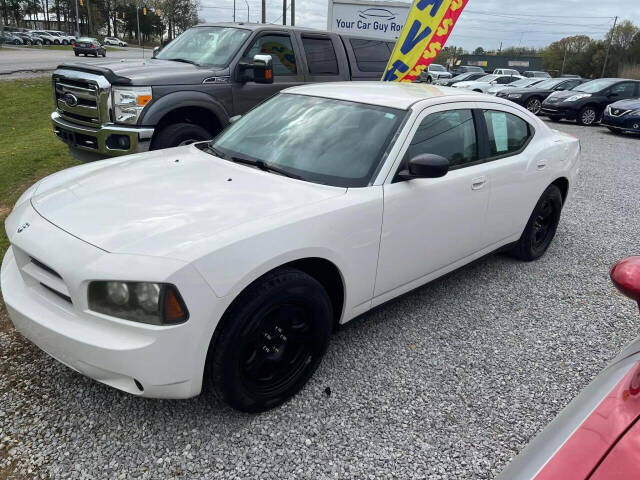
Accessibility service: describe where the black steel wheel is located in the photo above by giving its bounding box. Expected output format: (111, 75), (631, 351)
(510, 184), (563, 261)
(206, 268), (333, 412)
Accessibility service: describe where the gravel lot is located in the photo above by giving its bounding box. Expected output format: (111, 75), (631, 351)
(1, 122), (639, 479)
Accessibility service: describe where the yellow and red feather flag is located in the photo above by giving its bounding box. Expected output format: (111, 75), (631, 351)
(382, 0), (469, 82)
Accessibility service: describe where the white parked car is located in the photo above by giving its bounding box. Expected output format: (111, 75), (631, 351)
(1, 83), (580, 412)
(486, 77), (545, 96)
(453, 74), (525, 93)
(46, 30), (75, 45)
(494, 68), (521, 76)
(103, 36), (127, 47)
(30, 30), (58, 45)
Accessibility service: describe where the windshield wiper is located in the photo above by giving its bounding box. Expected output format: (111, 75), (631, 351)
(167, 58), (200, 66)
(203, 143), (227, 159)
(230, 156), (302, 180)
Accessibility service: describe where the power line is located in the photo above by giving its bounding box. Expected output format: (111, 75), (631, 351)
(465, 9), (615, 19)
(463, 11), (615, 28)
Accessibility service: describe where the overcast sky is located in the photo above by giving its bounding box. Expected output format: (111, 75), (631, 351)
(198, 0), (640, 51)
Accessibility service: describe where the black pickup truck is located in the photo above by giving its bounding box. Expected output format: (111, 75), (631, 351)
(51, 22), (395, 160)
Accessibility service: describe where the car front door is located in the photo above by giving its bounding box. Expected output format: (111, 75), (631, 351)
(606, 81), (639, 104)
(374, 104), (491, 300)
(232, 32), (304, 115)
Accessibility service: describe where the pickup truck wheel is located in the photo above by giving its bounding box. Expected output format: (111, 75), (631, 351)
(205, 268), (332, 413)
(510, 184), (562, 261)
(74, 51), (79, 56)
(151, 123), (212, 150)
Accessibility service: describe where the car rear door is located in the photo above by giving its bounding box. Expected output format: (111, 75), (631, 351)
(374, 103), (491, 299)
(295, 33), (348, 83)
(231, 30), (304, 115)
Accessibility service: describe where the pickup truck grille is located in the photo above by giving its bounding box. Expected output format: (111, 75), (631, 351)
(53, 70), (110, 127)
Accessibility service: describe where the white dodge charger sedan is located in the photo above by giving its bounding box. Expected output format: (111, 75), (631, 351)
(1, 83), (580, 412)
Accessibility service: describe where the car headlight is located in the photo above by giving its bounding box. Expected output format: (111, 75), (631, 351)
(508, 93), (522, 98)
(112, 87), (152, 125)
(564, 93), (591, 102)
(88, 281), (188, 325)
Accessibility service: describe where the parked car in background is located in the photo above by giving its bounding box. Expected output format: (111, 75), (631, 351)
(51, 23), (397, 160)
(493, 68), (520, 76)
(30, 30), (57, 45)
(498, 256), (640, 480)
(522, 70), (551, 78)
(541, 78), (640, 125)
(73, 37), (106, 57)
(453, 74), (524, 93)
(486, 77), (545, 96)
(601, 98), (640, 135)
(1, 32), (23, 45)
(435, 71), (485, 87)
(14, 32), (42, 45)
(451, 65), (486, 76)
(499, 77), (586, 115)
(561, 74), (581, 78)
(3, 83), (580, 412)
(415, 63), (452, 83)
(103, 36), (127, 47)
(46, 31), (74, 45)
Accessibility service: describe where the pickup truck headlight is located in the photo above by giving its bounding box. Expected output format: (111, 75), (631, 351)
(112, 87), (152, 125)
(88, 281), (188, 325)
(564, 93), (591, 103)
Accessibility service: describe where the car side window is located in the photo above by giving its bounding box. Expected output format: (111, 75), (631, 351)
(349, 39), (391, 72)
(496, 76), (512, 84)
(404, 109), (478, 169)
(483, 110), (531, 157)
(245, 34), (297, 77)
(301, 36), (338, 75)
(610, 82), (637, 98)
(564, 80), (581, 89)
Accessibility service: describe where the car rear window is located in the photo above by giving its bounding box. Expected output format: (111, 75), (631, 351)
(301, 36), (339, 75)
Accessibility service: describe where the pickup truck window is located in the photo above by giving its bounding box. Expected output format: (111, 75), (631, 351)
(349, 39), (392, 72)
(301, 36), (338, 75)
(155, 26), (249, 66)
(210, 93), (405, 188)
(245, 34), (297, 76)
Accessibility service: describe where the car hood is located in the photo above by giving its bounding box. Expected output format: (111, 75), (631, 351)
(31, 146), (346, 258)
(544, 90), (577, 101)
(58, 59), (225, 86)
(454, 81), (488, 88)
(609, 98), (640, 110)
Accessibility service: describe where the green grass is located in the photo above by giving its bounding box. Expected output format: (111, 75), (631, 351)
(0, 77), (79, 255)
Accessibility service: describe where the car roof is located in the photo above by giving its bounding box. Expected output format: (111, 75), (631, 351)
(285, 82), (490, 110)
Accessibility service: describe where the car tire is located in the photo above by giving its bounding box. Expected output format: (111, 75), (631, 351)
(102, 51), (106, 57)
(74, 51), (79, 56)
(577, 105), (599, 126)
(54, 40), (60, 45)
(510, 184), (563, 262)
(62, 40), (68, 45)
(525, 97), (542, 115)
(205, 267), (333, 412)
(151, 122), (213, 149)
(607, 127), (623, 135)
(426, 76), (433, 84)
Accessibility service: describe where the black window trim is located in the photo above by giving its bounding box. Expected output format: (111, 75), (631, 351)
(241, 31), (299, 78)
(300, 33), (340, 77)
(392, 105), (536, 182)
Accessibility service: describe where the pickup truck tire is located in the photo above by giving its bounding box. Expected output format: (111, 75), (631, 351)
(510, 184), (562, 261)
(152, 122), (212, 149)
(74, 52), (79, 56)
(205, 267), (332, 412)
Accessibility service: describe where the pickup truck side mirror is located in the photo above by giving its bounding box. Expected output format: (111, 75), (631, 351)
(152, 46), (160, 58)
(397, 154), (449, 180)
(239, 54), (274, 84)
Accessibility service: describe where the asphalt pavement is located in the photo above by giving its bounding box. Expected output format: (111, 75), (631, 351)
(1, 121), (639, 479)
(0, 45), (148, 75)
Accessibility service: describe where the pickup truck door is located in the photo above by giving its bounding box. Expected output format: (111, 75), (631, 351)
(232, 31), (304, 115)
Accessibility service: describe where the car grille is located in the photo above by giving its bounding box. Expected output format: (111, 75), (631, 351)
(53, 71), (110, 127)
(12, 246), (74, 305)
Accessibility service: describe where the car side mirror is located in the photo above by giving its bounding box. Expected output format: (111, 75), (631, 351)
(229, 115), (242, 124)
(152, 46), (160, 58)
(611, 256), (640, 310)
(398, 154), (449, 180)
(239, 54), (274, 84)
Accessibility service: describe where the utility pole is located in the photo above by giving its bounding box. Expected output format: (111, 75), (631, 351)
(86, 0), (92, 35)
(74, 0), (79, 36)
(233, 0), (236, 22)
(291, 0), (294, 25)
(561, 44), (567, 75)
(601, 16), (618, 78)
(261, 0), (265, 23)
(136, 5), (141, 47)
(243, 0), (249, 21)
(498, 41), (502, 54)
(282, 0), (286, 25)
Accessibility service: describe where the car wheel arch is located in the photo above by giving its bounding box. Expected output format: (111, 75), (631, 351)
(551, 177), (569, 204)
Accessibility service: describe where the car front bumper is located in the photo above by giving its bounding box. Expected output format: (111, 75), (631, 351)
(540, 104), (577, 119)
(601, 113), (640, 133)
(1, 201), (224, 399)
(52, 111), (154, 160)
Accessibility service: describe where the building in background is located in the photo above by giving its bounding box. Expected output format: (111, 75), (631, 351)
(327, 0), (410, 41)
(456, 54), (543, 74)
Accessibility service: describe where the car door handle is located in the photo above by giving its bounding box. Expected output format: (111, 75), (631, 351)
(537, 159), (547, 170)
(471, 176), (486, 190)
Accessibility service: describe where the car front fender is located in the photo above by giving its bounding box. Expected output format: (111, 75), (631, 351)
(139, 90), (230, 128)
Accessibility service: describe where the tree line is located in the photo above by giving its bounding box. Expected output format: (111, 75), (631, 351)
(435, 20), (640, 79)
(0, 0), (199, 43)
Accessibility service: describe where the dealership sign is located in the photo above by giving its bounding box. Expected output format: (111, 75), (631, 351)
(327, 0), (411, 40)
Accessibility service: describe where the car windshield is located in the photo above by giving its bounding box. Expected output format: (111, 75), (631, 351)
(452, 73), (472, 80)
(511, 78), (540, 87)
(209, 94), (406, 188)
(477, 75), (499, 82)
(430, 64), (446, 71)
(533, 78), (565, 89)
(77, 37), (95, 42)
(574, 79), (617, 93)
(156, 26), (250, 67)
